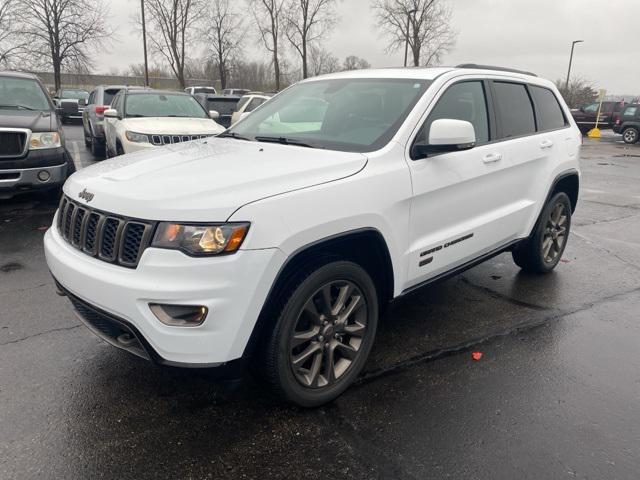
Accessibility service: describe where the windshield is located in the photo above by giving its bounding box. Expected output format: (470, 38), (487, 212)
(0, 77), (51, 111)
(205, 98), (240, 116)
(125, 93), (209, 118)
(61, 89), (89, 100)
(227, 78), (430, 152)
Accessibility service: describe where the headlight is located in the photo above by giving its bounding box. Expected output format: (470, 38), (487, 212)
(29, 132), (61, 150)
(152, 222), (250, 255)
(125, 131), (150, 143)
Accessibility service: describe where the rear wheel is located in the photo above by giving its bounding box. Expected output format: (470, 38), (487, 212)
(512, 192), (572, 273)
(262, 261), (378, 407)
(622, 127), (639, 144)
(89, 135), (105, 158)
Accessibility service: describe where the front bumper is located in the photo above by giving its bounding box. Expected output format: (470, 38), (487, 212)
(0, 163), (68, 197)
(44, 221), (284, 366)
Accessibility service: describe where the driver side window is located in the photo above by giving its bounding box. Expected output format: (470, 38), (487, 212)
(416, 81), (490, 146)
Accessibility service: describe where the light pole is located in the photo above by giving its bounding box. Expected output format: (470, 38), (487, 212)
(404, 9), (418, 67)
(141, 0), (149, 87)
(565, 40), (583, 91)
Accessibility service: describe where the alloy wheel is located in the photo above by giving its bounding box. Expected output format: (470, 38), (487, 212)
(623, 129), (638, 144)
(289, 280), (368, 389)
(542, 202), (568, 264)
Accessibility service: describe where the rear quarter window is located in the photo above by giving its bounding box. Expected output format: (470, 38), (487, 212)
(623, 106), (638, 117)
(493, 82), (536, 138)
(530, 86), (567, 131)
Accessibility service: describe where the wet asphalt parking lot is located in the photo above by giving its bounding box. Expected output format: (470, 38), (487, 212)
(1, 125), (640, 479)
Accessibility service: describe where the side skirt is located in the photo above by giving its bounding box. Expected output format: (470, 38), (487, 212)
(399, 239), (522, 297)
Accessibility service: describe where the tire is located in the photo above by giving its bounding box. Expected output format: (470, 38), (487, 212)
(512, 192), (572, 273)
(622, 127), (639, 144)
(89, 135), (105, 158)
(116, 142), (125, 156)
(262, 261), (378, 407)
(83, 125), (91, 147)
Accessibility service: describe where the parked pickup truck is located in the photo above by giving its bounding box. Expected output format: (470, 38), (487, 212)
(571, 101), (626, 133)
(53, 88), (90, 124)
(0, 71), (75, 199)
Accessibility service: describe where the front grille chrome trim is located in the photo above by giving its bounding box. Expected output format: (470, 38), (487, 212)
(56, 196), (155, 268)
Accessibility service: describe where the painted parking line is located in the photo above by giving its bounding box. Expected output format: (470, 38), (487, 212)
(71, 141), (83, 170)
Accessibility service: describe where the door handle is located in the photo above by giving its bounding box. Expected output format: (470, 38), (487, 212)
(482, 153), (502, 164)
(540, 140), (554, 149)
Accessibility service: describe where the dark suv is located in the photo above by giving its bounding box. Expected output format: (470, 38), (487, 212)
(571, 101), (627, 133)
(0, 71), (75, 199)
(613, 104), (640, 144)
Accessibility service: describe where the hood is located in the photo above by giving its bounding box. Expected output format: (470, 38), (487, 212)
(122, 117), (225, 135)
(65, 138), (367, 222)
(0, 110), (54, 132)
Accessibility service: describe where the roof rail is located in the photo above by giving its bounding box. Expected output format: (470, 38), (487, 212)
(456, 64), (538, 77)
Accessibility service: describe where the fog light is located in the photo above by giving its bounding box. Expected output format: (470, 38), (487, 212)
(149, 303), (208, 327)
(37, 170), (51, 182)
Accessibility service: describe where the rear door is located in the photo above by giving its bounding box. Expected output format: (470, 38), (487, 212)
(493, 81), (570, 239)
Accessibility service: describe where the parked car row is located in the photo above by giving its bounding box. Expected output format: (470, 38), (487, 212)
(0, 70), (270, 198)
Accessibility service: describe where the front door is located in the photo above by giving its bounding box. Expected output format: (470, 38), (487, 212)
(404, 79), (525, 288)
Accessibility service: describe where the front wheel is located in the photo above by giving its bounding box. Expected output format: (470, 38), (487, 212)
(622, 127), (639, 144)
(512, 192), (572, 273)
(262, 261), (378, 407)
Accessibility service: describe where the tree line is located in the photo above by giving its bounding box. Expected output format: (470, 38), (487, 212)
(0, 0), (457, 91)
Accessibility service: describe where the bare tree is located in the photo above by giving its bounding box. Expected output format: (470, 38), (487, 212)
(373, 0), (456, 67)
(14, 0), (112, 90)
(0, 0), (26, 67)
(204, 0), (244, 90)
(285, 0), (337, 79)
(249, 0), (286, 90)
(308, 46), (339, 76)
(140, 0), (204, 89)
(342, 55), (371, 71)
(555, 77), (598, 109)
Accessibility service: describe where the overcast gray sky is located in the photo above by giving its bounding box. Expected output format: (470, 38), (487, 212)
(103, 0), (640, 94)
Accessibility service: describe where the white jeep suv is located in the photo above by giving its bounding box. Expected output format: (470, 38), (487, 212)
(45, 66), (581, 407)
(103, 89), (224, 157)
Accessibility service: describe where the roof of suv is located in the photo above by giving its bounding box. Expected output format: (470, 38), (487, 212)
(309, 66), (541, 83)
(97, 85), (148, 90)
(125, 89), (190, 96)
(0, 71), (40, 80)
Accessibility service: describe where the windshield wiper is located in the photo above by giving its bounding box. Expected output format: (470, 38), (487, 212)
(254, 136), (319, 149)
(218, 131), (252, 141)
(0, 104), (36, 111)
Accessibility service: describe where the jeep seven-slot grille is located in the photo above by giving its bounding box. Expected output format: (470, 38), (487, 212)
(150, 134), (212, 146)
(57, 196), (155, 268)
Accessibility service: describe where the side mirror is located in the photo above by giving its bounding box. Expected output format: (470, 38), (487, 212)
(412, 119), (476, 159)
(209, 110), (220, 120)
(79, 98), (87, 106)
(104, 108), (118, 118)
